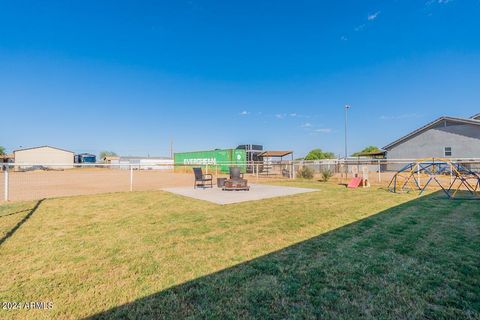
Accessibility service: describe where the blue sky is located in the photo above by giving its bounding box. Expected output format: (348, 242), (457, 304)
(1, 0), (479, 157)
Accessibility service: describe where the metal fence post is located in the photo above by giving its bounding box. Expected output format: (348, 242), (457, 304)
(417, 163), (421, 187)
(450, 163), (453, 185)
(4, 169), (8, 201)
(378, 160), (381, 183)
(129, 165), (133, 192)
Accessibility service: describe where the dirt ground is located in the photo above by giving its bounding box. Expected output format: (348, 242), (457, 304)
(0, 168), (293, 202)
(0, 169), (197, 202)
(0, 168), (472, 202)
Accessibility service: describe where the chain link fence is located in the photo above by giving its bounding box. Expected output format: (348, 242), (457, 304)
(0, 162), (294, 202)
(1, 159), (479, 202)
(295, 158), (480, 185)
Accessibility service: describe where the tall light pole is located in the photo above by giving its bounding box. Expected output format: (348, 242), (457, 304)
(344, 104), (350, 159)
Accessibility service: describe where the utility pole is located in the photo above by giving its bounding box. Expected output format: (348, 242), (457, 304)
(344, 105), (350, 159)
(170, 139), (173, 159)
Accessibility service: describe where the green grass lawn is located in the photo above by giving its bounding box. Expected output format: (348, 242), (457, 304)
(0, 182), (478, 319)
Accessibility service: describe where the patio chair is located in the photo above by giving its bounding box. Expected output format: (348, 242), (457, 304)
(193, 167), (213, 189)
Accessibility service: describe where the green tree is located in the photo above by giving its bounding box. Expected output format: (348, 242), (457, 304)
(352, 146), (382, 157)
(304, 148), (335, 160)
(0, 146), (5, 155)
(99, 151), (118, 159)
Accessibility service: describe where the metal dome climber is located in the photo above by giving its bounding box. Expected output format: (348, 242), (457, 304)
(388, 158), (480, 199)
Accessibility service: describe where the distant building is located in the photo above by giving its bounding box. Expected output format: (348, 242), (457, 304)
(14, 146), (74, 170)
(0, 154), (14, 164)
(74, 153), (96, 164)
(0, 154), (14, 171)
(383, 114), (480, 161)
(103, 156), (173, 170)
(102, 156), (120, 164)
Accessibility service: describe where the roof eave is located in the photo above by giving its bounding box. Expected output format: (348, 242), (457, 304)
(383, 116), (480, 150)
(14, 145), (75, 154)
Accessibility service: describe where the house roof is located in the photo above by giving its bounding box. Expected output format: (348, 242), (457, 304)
(76, 153), (96, 157)
(383, 116), (480, 150)
(14, 145), (74, 154)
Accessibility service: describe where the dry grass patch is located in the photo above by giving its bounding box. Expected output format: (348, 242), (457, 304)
(0, 182), (478, 319)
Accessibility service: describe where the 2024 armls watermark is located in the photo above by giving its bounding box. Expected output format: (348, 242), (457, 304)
(2, 301), (53, 311)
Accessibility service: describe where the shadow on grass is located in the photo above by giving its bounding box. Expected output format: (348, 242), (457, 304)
(0, 208), (33, 218)
(87, 192), (479, 319)
(0, 199), (44, 246)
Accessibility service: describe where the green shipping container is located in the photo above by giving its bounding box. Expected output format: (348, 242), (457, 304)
(174, 149), (246, 173)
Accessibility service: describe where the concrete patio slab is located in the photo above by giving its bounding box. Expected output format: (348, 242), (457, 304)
(162, 184), (318, 205)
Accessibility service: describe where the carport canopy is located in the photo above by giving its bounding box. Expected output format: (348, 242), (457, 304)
(258, 151), (293, 160)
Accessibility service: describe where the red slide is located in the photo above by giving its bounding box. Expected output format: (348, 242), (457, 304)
(347, 177), (363, 188)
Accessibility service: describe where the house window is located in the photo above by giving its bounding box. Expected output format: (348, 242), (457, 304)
(444, 147), (452, 157)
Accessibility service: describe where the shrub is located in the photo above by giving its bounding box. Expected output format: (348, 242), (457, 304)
(297, 166), (314, 180)
(320, 169), (333, 182)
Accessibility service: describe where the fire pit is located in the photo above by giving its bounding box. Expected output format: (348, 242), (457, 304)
(223, 179), (249, 191)
(222, 167), (250, 191)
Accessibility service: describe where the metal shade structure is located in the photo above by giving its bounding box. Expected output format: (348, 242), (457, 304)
(355, 151), (386, 159)
(257, 151), (294, 178)
(257, 151), (293, 158)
